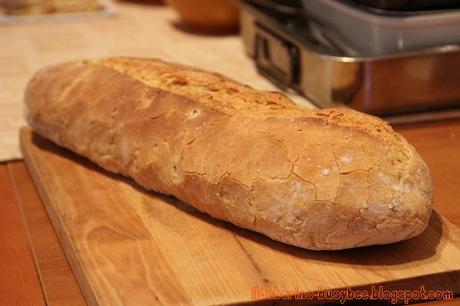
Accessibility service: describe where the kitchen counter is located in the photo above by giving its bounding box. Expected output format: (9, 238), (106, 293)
(1, 119), (460, 305)
(0, 1), (310, 162)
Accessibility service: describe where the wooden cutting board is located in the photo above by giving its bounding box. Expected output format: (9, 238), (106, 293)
(20, 127), (460, 306)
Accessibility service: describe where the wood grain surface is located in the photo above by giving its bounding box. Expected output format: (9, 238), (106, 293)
(7, 162), (86, 306)
(19, 127), (460, 306)
(0, 164), (45, 306)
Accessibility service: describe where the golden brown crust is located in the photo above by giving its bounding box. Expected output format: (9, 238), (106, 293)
(24, 57), (432, 250)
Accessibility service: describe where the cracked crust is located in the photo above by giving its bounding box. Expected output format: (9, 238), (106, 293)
(24, 57), (433, 250)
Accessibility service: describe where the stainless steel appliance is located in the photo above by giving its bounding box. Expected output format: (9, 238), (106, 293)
(238, 0), (460, 120)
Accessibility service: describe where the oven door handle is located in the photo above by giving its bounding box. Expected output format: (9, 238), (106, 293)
(254, 23), (300, 89)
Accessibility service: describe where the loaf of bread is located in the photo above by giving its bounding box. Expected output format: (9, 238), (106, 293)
(24, 57), (432, 250)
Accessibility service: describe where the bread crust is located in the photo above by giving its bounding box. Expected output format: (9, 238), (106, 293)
(24, 57), (433, 250)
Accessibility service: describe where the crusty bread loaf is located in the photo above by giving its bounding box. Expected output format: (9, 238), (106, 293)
(24, 57), (432, 250)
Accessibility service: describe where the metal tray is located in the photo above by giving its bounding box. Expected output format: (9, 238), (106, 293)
(347, 0), (460, 12)
(239, 0), (460, 117)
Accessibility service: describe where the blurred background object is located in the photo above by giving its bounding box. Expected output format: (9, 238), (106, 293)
(238, 0), (460, 120)
(301, 0), (460, 56)
(166, 0), (239, 32)
(0, 0), (103, 16)
(348, 0), (460, 11)
(0, 0), (115, 22)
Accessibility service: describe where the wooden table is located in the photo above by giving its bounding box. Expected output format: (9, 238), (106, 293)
(1, 119), (459, 306)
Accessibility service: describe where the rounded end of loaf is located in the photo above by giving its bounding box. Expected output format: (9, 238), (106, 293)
(313, 150), (432, 251)
(24, 60), (86, 142)
(278, 113), (433, 250)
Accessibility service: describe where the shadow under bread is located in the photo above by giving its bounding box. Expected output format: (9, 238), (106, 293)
(30, 130), (444, 267)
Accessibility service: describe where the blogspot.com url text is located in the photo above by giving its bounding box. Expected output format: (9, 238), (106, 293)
(250, 285), (454, 305)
